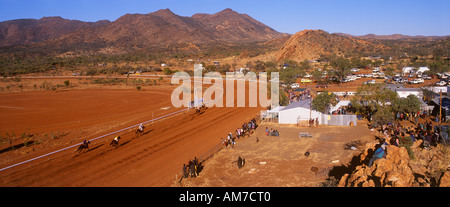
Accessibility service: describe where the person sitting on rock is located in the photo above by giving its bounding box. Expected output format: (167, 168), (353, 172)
(368, 142), (387, 167)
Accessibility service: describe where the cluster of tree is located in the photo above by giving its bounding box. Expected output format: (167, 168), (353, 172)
(278, 60), (311, 85)
(311, 83), (422, 127)
(311, 91), (337, 113)
(350, 84), (422, 127)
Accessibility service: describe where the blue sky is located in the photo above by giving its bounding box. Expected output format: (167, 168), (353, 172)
(0, 0), (449, 36)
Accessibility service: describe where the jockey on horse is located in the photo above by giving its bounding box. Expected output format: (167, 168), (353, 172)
(136, 123), (145, 136)
(110, 136), (121, 148)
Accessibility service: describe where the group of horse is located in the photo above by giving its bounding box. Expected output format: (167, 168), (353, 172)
(76, 125), (145, 153)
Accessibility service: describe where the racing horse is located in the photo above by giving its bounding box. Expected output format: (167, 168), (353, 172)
(110, 136), (121, 148)
(135, 125), (145, 137)
(194, 103), (208, 115)
(77, 141), (90, 153)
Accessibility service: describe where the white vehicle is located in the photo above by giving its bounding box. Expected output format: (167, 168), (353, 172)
(304, 73), (312, 78)
(415, 78), (424, 83)
(363, 80), (376, 84)
(422, 75), (432, 80)
(346, 76), (356, 81)
(290, 83), (300, 89)
(351, 68), (360, 72)
(365, 73), (373, 78)
(409, 79), (418, 84)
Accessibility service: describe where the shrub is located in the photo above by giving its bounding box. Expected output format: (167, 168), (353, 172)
(136, 86), (142, 91)
(163, 67), (174, 75)
(399, 136), (415, 160)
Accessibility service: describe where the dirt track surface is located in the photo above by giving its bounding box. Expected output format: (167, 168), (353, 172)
(0, 87), (262, 186)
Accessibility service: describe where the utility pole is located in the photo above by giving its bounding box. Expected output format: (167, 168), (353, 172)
(309, 83), (312, 127)
(439, 90), (446, 145)
(440, 90), (442, 125)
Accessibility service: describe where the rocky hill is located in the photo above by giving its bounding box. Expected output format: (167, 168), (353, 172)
(334, 32), (449, 41)
(0, 8), (285, 55)
(0, 17), (110, 47)
(276, 29), (388, 62)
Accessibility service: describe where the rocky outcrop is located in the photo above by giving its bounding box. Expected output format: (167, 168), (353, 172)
(337, 140), (449, 187)
(276, 29), (386, 62)
(440, 171), (450, 187)
(338, 145), (414, 187)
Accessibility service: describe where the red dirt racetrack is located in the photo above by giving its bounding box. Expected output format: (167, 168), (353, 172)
(0, 82), (263, 186)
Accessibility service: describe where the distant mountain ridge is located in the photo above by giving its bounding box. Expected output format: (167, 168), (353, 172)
(333, 32), (449, 40)
(0, 16), (110, 47)
(0, 8), (286, 54)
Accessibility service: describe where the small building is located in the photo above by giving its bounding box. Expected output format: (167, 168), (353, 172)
(278, 99), (322, 124)
(194, 63), (204, 71)
(394, 88), (423, 99)
(277, 99), (357, 126)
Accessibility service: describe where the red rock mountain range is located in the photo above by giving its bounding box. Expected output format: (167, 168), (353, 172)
(0, 8), (284, 48)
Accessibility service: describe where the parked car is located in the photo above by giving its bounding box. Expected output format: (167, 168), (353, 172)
(300, 79), (312, 83)
(316, 84), (328, 88)
(409, 79), (419, 84)
(415, 78), (424, 83)
(290, 83), (300, 88)
(363, 80), (376, 85)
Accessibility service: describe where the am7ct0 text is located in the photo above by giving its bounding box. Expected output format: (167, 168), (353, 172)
(179, 191), (271, 204)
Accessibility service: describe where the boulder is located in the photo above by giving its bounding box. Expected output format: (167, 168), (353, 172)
(339, 145), (415, 187)
(439, 171), (450, 187)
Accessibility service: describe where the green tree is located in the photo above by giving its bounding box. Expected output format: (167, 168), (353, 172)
(163, 67), (174, 75)
(372, 107), (394, 127)
(311, 69), (323, 84)
(64, 80), (70, 87)
(391, 94), (421, 116)
(279, 90), (289, 106)
(279, 67), (297, 86)
(330, 57), (351, 80)
(312, 91), (337, 113)
(351, 83), (398, 118)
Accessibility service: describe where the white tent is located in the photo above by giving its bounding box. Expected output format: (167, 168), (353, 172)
(278, 99), (322, 124)
(262, 106), (285, 120)
(417, 66), (430, 73)
(402, 67), (415, 74)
